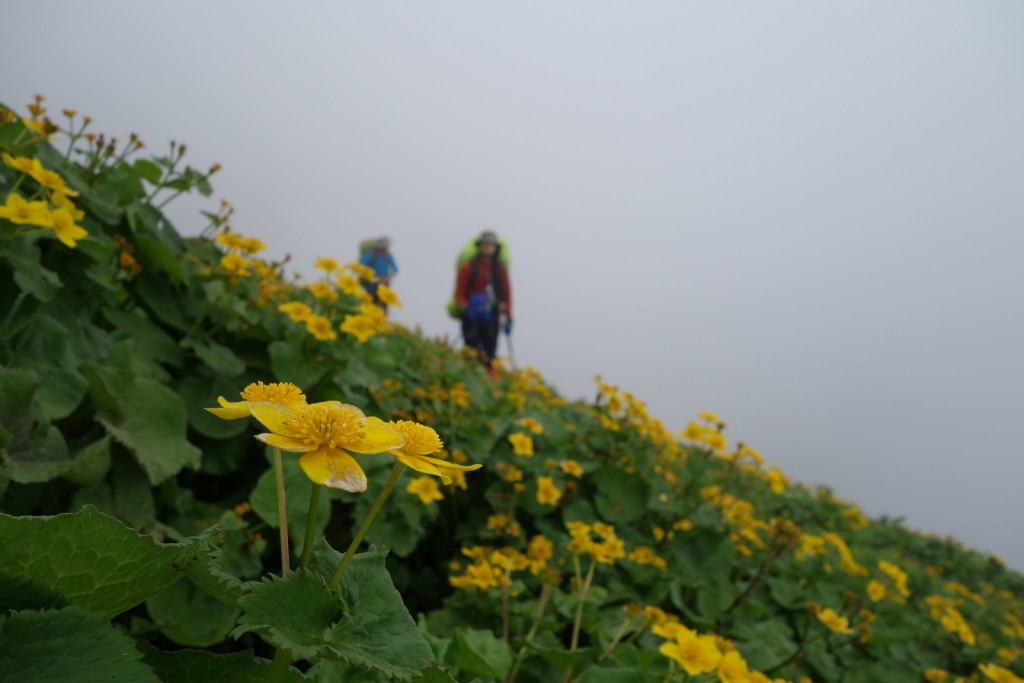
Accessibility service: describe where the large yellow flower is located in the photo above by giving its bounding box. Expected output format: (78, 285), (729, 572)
(383, 420), (481, 485)
(249, 403), (403, 492)
(817, 608), (854, 635)
(507, 433), (534, 456)
(536, 476), (562, 506)
(980, 664), (1024, 683)
(716, 650), (751, 683)
(206, 381), (312, 420)
(49, 207), (88, 248)
(2, 152), (43, 176)
(0, 193), (52, 227)
(658, 625), (721, 676)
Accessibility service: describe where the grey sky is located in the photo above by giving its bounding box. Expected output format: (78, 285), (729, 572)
(6, 1), (1023, 569)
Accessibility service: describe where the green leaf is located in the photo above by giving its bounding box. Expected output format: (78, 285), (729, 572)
(175, 374), (249, 440)
(0, 567), (67, 612)
(146, 578), (241, 647)
(139, 643), (309, 683)
(133, 270), (188, 330)
(233, 569), (343, 660)
(85, 354), (201, 485)
(63, 436), (112, 486)
(1, 421), (70, 484)
(185, 338), (246, 377)
(10, 315), (88, 420)
(0, 606), (160, 683)
(132, 158), (163, 185)
(182, 546), (252, 608)
(269, 340), (329, 390)
(237, 546), (434, 680)
(578, 667), (647, 683)
(0, 506), (208, 618)
(102, 307), (182, 368)
(4, 237), (62, 301)
(592, 466), (649, 523)
(451, 627), (513, 680)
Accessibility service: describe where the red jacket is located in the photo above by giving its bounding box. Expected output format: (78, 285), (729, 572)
(455, 257), (512, 318)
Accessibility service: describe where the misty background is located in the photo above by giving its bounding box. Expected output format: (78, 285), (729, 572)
(5, 2), (1023, 569)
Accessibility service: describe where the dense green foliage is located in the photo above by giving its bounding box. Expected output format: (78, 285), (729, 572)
(1, 99), (1022, 683)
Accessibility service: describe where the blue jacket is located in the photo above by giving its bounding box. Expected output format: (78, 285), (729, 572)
(360, 250), (397, 279)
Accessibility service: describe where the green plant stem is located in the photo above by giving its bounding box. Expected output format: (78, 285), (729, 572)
(597, 613), (641, 662)
(299, 483), (322, 569)
(327, 462), (406, 590)
(569, 558), (597, 652)
(506, 583), (554, 683)
(265, 647), (293, 683)
(273, 449), (290, 576)
(659, 660), (677, 683)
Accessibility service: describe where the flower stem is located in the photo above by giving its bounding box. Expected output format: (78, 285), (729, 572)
(299, 483), (322, 570)
(327, 463), (406, 589)
(569, 558), (596, 652)
(265, 647), (293, 683)
(273, 449), (290, 575)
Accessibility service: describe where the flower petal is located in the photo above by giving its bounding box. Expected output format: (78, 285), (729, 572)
(255, 433), (313, 453)
(205, 397), (252, 420)
(346, 421), (404, 454)
(393, 453), (448, 482)
(299, 448), (367, 492)
(413, 455), (483, 474)
(249, 402), (298, 436)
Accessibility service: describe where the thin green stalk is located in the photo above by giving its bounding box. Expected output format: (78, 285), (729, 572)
(506, 583), (554, 683)
(273, 449), (290, 575)
(569, 558), (597, 651)
(299, 483), (322, 569)
(264, 647), (293, 683)
(328, 463), (406, 589)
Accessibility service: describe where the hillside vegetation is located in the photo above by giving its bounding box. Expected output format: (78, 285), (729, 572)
(1, 97), (1022, 683)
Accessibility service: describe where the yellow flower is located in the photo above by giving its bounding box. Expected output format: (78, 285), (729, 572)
(716, 650), (751, 683)
(0, 193), (52, 227)
(315, 256), (339, 273)
(383, 420), (482, 485)
(305, 314), (338, 341)
(980, 664), (1024, 683)
(220, 253), (250, 277)
(239, 237), (265, 254)
(30, 165), (78, 196)
(205, 381), (316, 420)
(507, 433), (534, 456)
(347, 261), (376, 281)
(278, 301), (313, 323)
(2, 152), (43, 176)
(866, 579), (887, 602)
(249, 402), (403, 492)
(924, 669), (950, 683)
(307, 281), (338, 302)
(375, 284), (402, 307)
(657, 625), (721, 676)
(340, 308), (387, 343)
(817, 608), (854, 635)
(51, 190), (84, 220)
(558, 459), (582, 477)
(516, 417), (544, 434)
(47, 207), (88, 248)
(536, 476), (562, 506)
(407, 476), (444, 504)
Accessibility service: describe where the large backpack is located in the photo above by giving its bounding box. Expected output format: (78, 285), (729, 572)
(446, 236), (510, 319)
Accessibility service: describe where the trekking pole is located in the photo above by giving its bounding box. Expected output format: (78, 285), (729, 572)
(503, 318), (517, 370)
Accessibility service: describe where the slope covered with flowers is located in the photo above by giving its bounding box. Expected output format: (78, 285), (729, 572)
(1, 98), (1022, 683)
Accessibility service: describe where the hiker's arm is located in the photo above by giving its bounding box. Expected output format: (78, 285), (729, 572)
(500, 267), (512, 319)
(454, 261), (471, 311)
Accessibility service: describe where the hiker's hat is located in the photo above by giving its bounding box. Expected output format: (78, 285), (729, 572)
(476, 231), (498, 246)
(374, 237), (391, 249)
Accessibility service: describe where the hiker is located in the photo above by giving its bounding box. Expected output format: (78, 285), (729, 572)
(359, 237), (397, 310)
(454, 231), (512, 372)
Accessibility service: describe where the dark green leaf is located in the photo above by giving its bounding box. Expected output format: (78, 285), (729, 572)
(592, 467), (649, 524)
(0, 506), (209, 618)
(0, 567), (67, 612)
(139, 643), (309, 683)
(452, 627), (513, 680)
(146, 578), (241, 647)
(0, 606), (160, 683)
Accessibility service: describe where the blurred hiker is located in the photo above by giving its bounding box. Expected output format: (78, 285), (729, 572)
(359, 237), (398, 310)
(454, 231), (512, 373)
